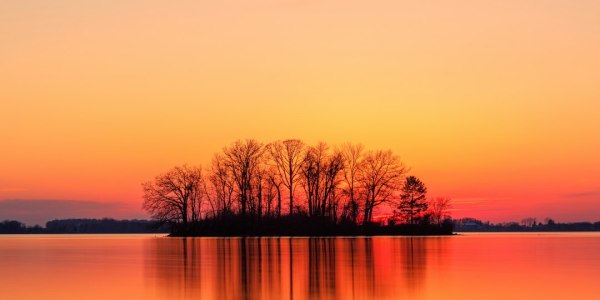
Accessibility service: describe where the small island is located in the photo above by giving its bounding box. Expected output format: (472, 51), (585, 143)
(142, 139), (454, 236)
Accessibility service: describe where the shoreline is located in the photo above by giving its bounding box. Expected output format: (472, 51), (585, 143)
(169, 220), (455, 237)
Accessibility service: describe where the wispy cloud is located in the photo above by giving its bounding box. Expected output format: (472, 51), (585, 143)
(452, 197), (514, 206)
(562, 191), (599, 198)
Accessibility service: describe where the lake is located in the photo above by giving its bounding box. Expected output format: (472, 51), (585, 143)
(0, 233), (598, 299)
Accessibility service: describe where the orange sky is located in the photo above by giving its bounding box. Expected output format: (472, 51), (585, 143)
(1, 0), (599, 224)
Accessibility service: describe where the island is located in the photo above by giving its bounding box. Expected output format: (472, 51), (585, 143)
(142, 139), (454, 237)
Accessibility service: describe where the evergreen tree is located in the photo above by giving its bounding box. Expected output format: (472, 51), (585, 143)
(397, 176), (428, 224)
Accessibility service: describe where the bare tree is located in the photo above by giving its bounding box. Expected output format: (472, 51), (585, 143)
(397, 176), (428, 224)
(142, 165), (204, 230)
(249, 164), (268, 219)
(222, 139), (264, 217)
(189, 169), (207, 223)
(301, 142), (345, 219)
(264, 166), (283, 217)
(339, 143), (364, 223)
(323, 152), (344, 219)
(301, 143), (325, 217)
(267, 139), (305, 215)
(208, 153), (235, 217)
(428, 196), (451, 225)
(521, 217), (537, 227)
(358, 150), (406, 225)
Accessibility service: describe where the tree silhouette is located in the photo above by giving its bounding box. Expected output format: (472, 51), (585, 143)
(339, 143), (364, 224)
(358, 150), (406, 225)
(428, 197), (451, 225)
(300, 142), (344, 218)
(267, 139), (305, 215)
(207, 153), (236, 218)
(521, 217), (537, 227)
(265, 166), (284, 217)
(222, 139), (264, 217)
(138, 138), (455, 236)
(142, 165), (204, 230)
(397, 176), (428, 224)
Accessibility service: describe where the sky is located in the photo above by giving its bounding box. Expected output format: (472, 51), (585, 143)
(1, 0), (599, 225)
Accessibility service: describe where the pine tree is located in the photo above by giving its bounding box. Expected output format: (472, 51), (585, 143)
(397, 176), (428, 224)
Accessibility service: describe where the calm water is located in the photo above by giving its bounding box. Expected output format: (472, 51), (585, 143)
(0, 233), (599, 299)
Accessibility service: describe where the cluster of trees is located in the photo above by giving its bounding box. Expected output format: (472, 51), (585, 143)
(454, 217), (600, 232)
(0, 220), (44, 233)
(0, 219), (167, 234)
(45, 218), (168, 233)
(143, 139), (452, 233)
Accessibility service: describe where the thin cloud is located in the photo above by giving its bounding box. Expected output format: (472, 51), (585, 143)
(562, 191), (599, 198)
(452, 197), (515, 206)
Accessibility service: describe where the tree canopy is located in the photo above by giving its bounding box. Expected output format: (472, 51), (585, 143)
(397, 176), (428, 224)
(141, 139), (451, 234)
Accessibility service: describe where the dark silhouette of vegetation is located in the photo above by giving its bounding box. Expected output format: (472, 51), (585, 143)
(268, 139), (305, 215)
(0, 220), (43, 233)
(301, 142), (345, 219)
(358, 149), (406, 225)
(454, 217), (600, 232)
(339, 143), (364, 224)
(396, 176), (428, 224)
(174, 214), (453, 236)
(142, 165), (204, 231)
(141, 138), (453, 236)
(428, 197), (452, 225)
(0, 219), (168, 234)
(222, 140), (264, 218)
(45, 218), (169, 233)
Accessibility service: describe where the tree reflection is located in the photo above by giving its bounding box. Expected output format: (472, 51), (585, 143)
(308, 238), (336, 298)
(402, 238), (427, 293)
(146, 237), (442, 299)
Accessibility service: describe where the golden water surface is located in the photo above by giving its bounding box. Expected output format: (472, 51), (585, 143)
(0, 233), (598, 299)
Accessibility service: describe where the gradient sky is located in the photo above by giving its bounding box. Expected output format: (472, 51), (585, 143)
(1, 0), (599, 225)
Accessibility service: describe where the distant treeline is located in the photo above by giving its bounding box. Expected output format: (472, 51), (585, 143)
(0, 219), (169, 234)
(143, 139), (454, 236)
(454, 217), (600, 232)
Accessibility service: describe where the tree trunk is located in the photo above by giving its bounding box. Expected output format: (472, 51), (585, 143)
(289, 184), (294, 215)
(277, 186), (282, 218)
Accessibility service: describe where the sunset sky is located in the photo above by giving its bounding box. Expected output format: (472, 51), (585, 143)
(1, 0), (599, 225)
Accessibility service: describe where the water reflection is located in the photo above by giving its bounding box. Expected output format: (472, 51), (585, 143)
(2, 234), (599, 299)
(145, 237), (443, 299)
